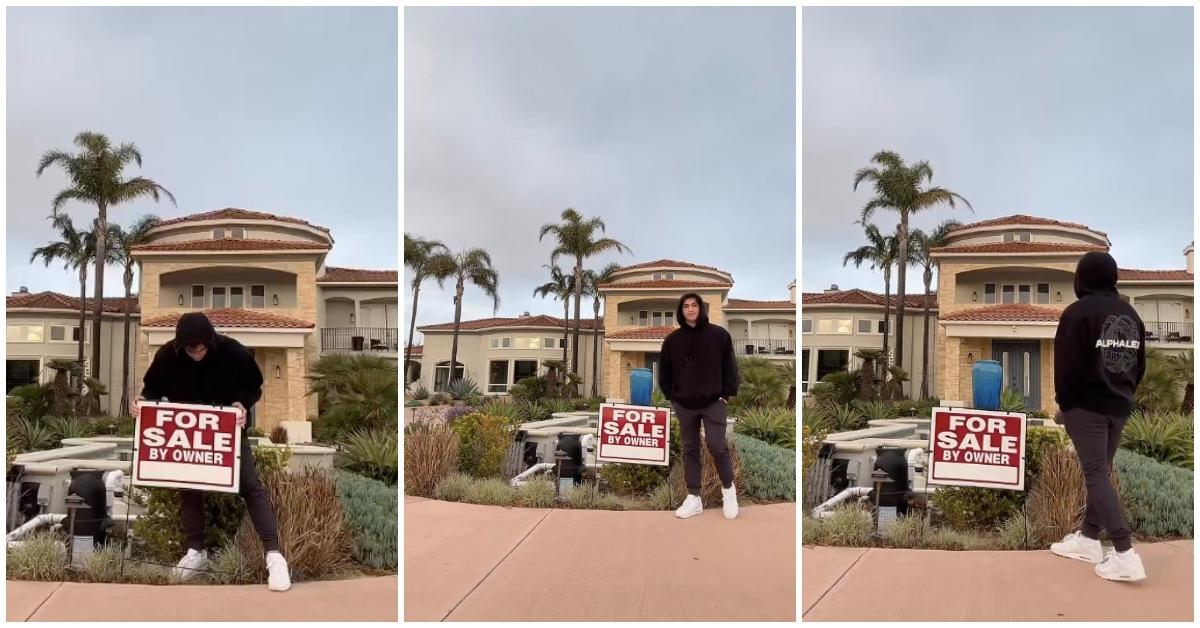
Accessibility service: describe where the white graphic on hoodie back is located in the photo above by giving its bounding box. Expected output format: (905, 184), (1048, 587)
(1097, 314), (1140, 373)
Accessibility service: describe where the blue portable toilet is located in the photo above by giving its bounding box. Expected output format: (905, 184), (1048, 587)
(972, 360), (1003, 410)
(630, 368), (653, 406)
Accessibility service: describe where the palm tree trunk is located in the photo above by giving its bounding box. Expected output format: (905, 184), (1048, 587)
(562, 300), (569, 365)
(77, 265), (88, 406)
(120, 265), (134, 416)
(894, 219), (909, 395)
(90, 208), (106, 384)
(591, 299), (601, 398)
(406, 281), (422, 386)
(882, 267), (892, 383)
(448, 278), (464, 389)
(921, 269), (932, 400)
(572, 258), (583, 375)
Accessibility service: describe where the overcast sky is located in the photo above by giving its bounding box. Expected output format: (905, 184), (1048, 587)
(405, 7), (796, 337)
(803, 7), (1193, 294)
(7, 7), (397, 297)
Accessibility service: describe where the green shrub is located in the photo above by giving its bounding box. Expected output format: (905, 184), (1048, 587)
(509, 376), (550, 402)
(734, 407), (796, 449)
(269, 425), (289, 444)
(513, 398), (550, 423)
(1122, 412), (1193, 469)
(541, 397), (577, 416)
(447, 376), (480, 401)
(208, 543), (252, 584)
(7, 416), (57, 453)
(1115, 448), (1193, 538)
(931, 486), (1022, 531)
(1135, 348), (1184, 413)
(801, 422), (829, 475)
(46, 416), (97, 440)
(477, 399), (524, 424)
(75, 544), (171, 585)
(516, 477), (556, 508)
(995, 512), (1035, 550)
(335, 470), (398, 571)
(452, 413), (518, 478)
(735, 357), (790, 408)
(1024, 425), (1072, 481)
(562, 481), (650, 511)
(463, 477), (519, 506)
(94, 415), (135, 436)
(854, 400), (896, 423)
(648, 480), (678, 510)
(804, 505), (873, 547)
(428, 392), (453, 406)
(338, 429), (398, 485)
(6, 384), (55, 422)
(651, 388), (669, 409)
(433, 473), (475, 502)
(599, 463), (668, 497)
(733, 433), (796, 501)
(409, 385), (430, 401)
(403, 421), (459, 497)
(811, 370), (861, 406)
(314, 364), (399, 442)
(826, 403), (866, 432)
(6, 531), (67, 581)
(1000, 387), (1026, 412)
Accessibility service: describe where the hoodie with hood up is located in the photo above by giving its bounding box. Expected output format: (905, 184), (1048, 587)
(141, 313), (265, 414)
(658, 293), (739, 410)
(1053, 252), (1146, 417)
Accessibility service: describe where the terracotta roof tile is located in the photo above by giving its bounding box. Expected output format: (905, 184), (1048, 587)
(151, 208), (331, 233)
(418, 315), (604, 332)
(930, 242), (1108, 254)
(801, 289), (935, 309)
(725, 299), (796, 310)
(406, 345), (423, 356)
(597, 279), (732, 289)
(7, 291), (139, 313)
(606, 326), (675, 340)
(317, 267), (398, 283)
(131, 238), (331, 252)
(1118, 269), (1194, 281)
(141, 308), (314, 329)
(940, 303), (1062, 322)
(947, 214), (1106, 236)
(614, 259), (730, 275)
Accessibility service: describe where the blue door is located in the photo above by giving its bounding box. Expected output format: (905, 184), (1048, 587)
(992, 341), (1041, 410)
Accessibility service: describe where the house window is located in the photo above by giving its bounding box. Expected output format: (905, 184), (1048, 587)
(1018, 285), (1031, 304)
(230, 227), (245, 239)
(50, 325), (66, 342)
(639, 311), (648, 326)
(544, 337), (557, 349)
(513, 360), (538, 383)
(653, 272), (662, 280)
(251, 285), (265, 308)
(857, 319), (873, 334)
(1018, 232), (1031, 242)
(816, 349), (850, 383)
(514, 337), (540, 350)
(817, 318), (852, 334)
(489, 337), (513, 349)
(192, 285), (205, 308)
(665, 272), (674, 280)
(1002, 285), (1015, 304)
(71, 326), (85, 342)
(433, 361), (465, 392)
(6, 359), (41, 393)
(801, 318), (812, 334)
(213, 227), (226, 239)
(230, 286), (245, 308)
(1002, 231), (1031, 243)
(878, 320), (888, 333)
(652, 312), (663, 326)
(800, 349), (811, 393)
(1037, 283), (1050, 304)
(984, 283), (997, 304)
(211, 286), (227, 309)
(488, 360), (509, 393)
(7, 324), (44, 343)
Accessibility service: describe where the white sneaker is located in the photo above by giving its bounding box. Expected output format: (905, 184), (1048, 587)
(1095, 547), (1147, 582)
(266, 551), (292, 592)
(721, 485), (739, 520)
(172, 548), (210, 581)
(674, 494), (703, 519)
(1050, 530), (1105, 564)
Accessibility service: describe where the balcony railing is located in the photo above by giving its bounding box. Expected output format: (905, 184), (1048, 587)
(1144, 322), (1194, 344)
(735, 338), (796, 357)
(321, 327), (399, 352)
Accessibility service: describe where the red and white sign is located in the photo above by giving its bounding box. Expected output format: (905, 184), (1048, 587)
(928, 406), (1027, 491)
(132, 401), (242, 493)
(596, 403), (670, 466)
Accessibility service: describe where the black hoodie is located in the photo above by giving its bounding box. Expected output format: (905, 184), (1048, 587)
(141, 313), (264, 414)
(658, 293), (739, 409)
(1053, 252), (1146, 416)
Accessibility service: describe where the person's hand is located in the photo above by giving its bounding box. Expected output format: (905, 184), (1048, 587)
(130, 395), (157, 417)
(719, 397), (728, 405)
(232, 402), (248, 429)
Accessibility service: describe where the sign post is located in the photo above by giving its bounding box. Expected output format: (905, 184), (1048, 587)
(927, 406), (1027, 491)
(596, 403), (670, 466)
(132, 401), (242, 493)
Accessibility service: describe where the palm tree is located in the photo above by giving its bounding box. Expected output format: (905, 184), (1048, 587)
(443, 247), (500, 388)
(583, 263), (622, 397)
(538, 208), (631, 375)
(30, 214), (107, 402)
(1167, 349), (1194, 413)
(404, 233), (454, 385)
(911, 219), (962, 399)
(112, 214), (159, 415)
(37, 131), (176, 379)
(843, 223), (898, 378)
(854, 150), (970, 385)
(533, 264), (575, 365)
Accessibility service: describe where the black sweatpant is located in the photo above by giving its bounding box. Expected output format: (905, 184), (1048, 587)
(181, 438), (279, 553)
(674, 399), (735, 496)
(1062, 407), (1132, 552)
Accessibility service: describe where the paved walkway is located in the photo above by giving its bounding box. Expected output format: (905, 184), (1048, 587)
(7, 575), (397, 622)
(404, 496), (796, 621)
(803, 541), (1193, 621)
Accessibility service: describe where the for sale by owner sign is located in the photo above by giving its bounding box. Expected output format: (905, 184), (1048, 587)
(928, 406), (1027, 491)
(132, 401), (241, 493)
(596, 403), (670, 466)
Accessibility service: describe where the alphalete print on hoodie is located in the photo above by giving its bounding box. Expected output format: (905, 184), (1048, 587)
(1053, 252), (1147, 416)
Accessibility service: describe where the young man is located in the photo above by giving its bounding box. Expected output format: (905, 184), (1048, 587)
(1049, 252), (1147, 582)
(658, 292), (739, 520)
(133, 312), (291, 591)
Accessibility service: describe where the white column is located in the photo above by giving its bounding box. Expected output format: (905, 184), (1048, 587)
(353, 299), (362, 329)
(746, 319), (753, 340)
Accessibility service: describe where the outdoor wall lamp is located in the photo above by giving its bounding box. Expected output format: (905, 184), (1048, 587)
(1056, 291), (1062, 302)
(967, 352), (974, 364)
(350, 312), (355, 324)
(972, 291), (978, 302)
(275, 365), (282, 379)
(272, 295), (279, 306)
(178, 295), (185, 306)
